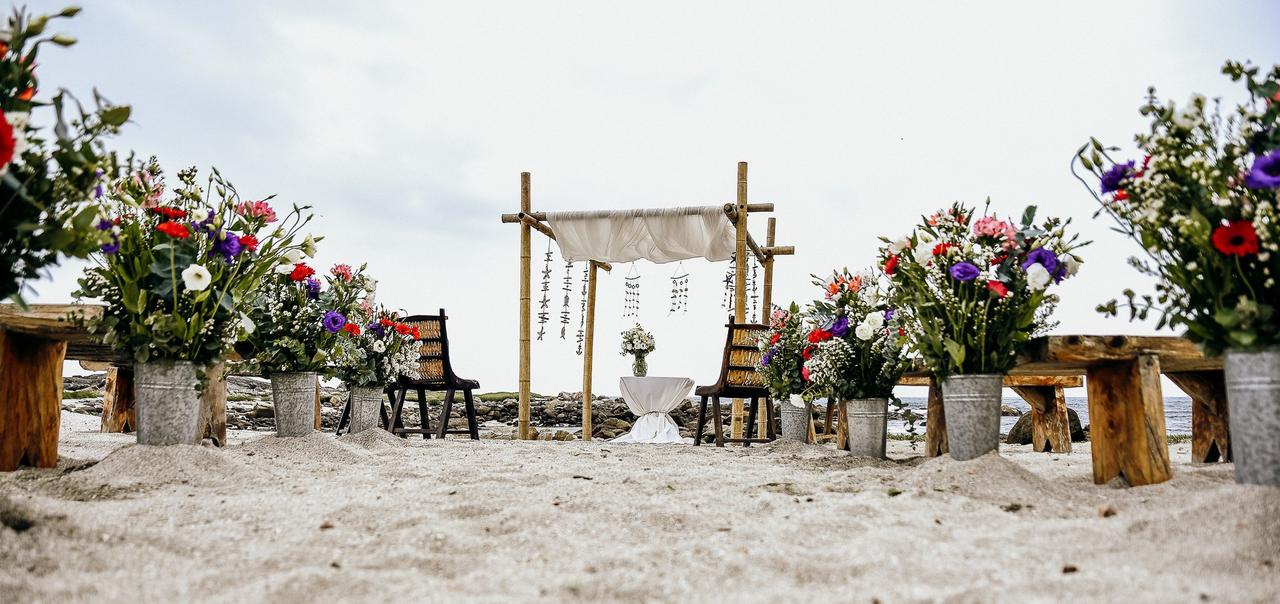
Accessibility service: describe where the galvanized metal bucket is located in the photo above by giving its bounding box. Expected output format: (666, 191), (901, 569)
(348, 385), (385, 435)
(779, 394), (810, 443)
(271, 372), (317, 438)
(1224, 348), (1280, 486)
(845, 398), (888, 458)
(135, 361), (202, 446)
(940, 374), (1003, 461)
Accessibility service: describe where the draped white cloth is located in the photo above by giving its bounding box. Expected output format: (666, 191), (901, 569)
(612, 376), (694, 444)
(546, 206), (735, 264)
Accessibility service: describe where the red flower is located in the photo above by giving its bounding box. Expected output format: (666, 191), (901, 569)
(807, 329), (832, 344)
(379, 318), (394, 327)
(0, 112), (13, 168)
(884, 255), (899, 275)
(156, 221), (190, 239)
(898, 327), (906, 337)
(239, 234), (259, 252)
(1112, 189), (1129, 201)
(17, 87), (33, 101)
(801, 366), (811, 382)
(987, 279), (1009, 298)
(152, 206), (187, 219)
(1212, 221), (1259, 257)
(989, 254), (1007, 266)
(394, 323), (413, 335)
(932, 242), (952, 257)
(411, 326), (421, 339)
(802, 345), (815, 360)
(343, 323), (361, 336)
(769, 332), (780, 346)
(289, 263), (316, 282)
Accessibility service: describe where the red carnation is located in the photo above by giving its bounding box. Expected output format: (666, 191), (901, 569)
(411, 326), (421, 339)
(987, 279), (1009, 299)
(0, 112), (13, 168)
(343, 323), (361, 336)
(990, 254), (1007, 266)
(802, 345), (815, 360)
(239, 234), (259, 252)
(1113, 189), (1128, 201)
(807, 329), (832, 344)
(289, 263), (316, 282)
(801, 366), (811, 382)
(379, 318), (394, 327)
(152, 206), (188, 219)
(156, 221), (190, 239)
(1211, 221), (1259, 257)
(770, 332), (780, 346)
(932, 242), (952, 257)
(884, 255), (899, 276)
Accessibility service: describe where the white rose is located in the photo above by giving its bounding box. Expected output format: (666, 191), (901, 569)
(864, 312), (884, 329)
(854, 323), (875, 341)
(1061, 253), (1081, 277)
(190, 208), (210, 223)
(889, 236), (911, 254)
(372, 340), (386, 353)
(912, 240), (934, 265)
(1025, 263), (1052, 291)
(181, 264), (212, 292)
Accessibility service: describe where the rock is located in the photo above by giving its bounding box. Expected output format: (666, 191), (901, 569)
(552, 430), (575, 441)
(64, 373), (106, 391)
(1001, 405), (1023, 417)
(1005, 408), (1086, 444)
(247, 404), (275, 419)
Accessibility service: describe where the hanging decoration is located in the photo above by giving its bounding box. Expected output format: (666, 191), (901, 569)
(749, 257), (759, 320)
(537, 240), (552, 340)
(560, 260), (574, 339)
(668, 262), (689, 315)
(721, 252), (736, 310)
(576, 263), (589, 355)
(623, 263), (642, 319)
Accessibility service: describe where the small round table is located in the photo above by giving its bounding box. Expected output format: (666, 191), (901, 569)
(612, 376), (694, 444)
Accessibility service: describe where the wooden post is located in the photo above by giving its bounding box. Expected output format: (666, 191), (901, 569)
(731, 161), (749, 440)
(1167, 371), (1231, 463)
(756, 217), (776, 439)
(198, 362), (227, 447)
(925, 378), (948, 457)
(314, 378), (323, 431)
(1086, 354), (1172, 486)
(0, 329), (66, 471)
(518, 172), (533, 440)
(101, 366), (136, 433)
(1011, 385), (1071, 453)
(582, 262), (599, 441)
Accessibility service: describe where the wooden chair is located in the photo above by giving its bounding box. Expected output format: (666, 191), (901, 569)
(333, 391), (392, 436)
(693, 318), (775, 447)
(386, 309), (481, 440)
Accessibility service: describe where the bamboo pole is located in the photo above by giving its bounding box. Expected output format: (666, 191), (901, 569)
(731, 161), (749, 440)
(757, 217), (776, 438)
(500, 204), (773, 223)
(582, 262), (598, 441)
(518, 172), (532, 440)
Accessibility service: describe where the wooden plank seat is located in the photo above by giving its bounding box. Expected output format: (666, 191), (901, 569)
(693, 319), (775, 447)
(384, 309), (480, 440)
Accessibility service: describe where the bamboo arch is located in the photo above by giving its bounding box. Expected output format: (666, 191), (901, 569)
(500, 162), (795, 441)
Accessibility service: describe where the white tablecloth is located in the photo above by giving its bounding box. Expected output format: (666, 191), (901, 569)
(612, 376), (694, 444)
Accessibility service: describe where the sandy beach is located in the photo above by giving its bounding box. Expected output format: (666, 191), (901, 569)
(1, 412), (1277, 603)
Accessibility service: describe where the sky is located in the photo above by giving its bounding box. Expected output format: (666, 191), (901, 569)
(26, 0), (1280, 394)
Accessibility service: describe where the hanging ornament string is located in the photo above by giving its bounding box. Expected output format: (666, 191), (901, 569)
(537, 239), (552, 341)
(576, 263), (589, 355)
(721, 252), (736, 310)
(623, 262), (641, 319)
(669, 261), (688, 315)
(749, 257), (759, 320)
(560, 260), (574, 339)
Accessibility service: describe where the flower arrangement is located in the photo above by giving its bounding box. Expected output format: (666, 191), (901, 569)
(76, 160), (311, 364)
(240, 261), (373, 374)
(329, 304), (422, 388)
(755, 304), (810, 399)
(620, 323), (655, 357)
(1, 6), (133, 304)
(880, 202), (1084, 377)
(803, 267), (911, 400)
(1073, 61), (1279, 356)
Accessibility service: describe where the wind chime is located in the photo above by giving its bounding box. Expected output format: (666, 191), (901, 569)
(576, 263), (589, 355)
(721, 253), (736, 310)
(748, 257), (759, 319)
(536, 240), (552, 340)
(623, 263), (641, 319)
(668, 262), (688, 314)
(560, 260), (574, 339)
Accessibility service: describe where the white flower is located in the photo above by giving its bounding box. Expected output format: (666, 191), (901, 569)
(864, 312), (884, 329)
(4, 111), (30, 156)
(302, 235), (318, 258)
(283, 249), (306, 265)
(190, 208), (210, 223)
(889, 236), (911, 254)
(912, 239), (934, 264)
(854, 323), (875, 341)
(1061, 253), (1081, 277)
(239, 313), (256, 334)
(181, 264), (212, 292)
(1025, 264), (1052, 291)
(274, 263), (295, 275)
(371, 340), (386, 353)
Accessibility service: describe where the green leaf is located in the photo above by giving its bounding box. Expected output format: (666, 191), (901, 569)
(943, 339), (966, 366)
(99, 105), (131, 127)
(1213, 308), (1242, 328)
(1020, 205), (1038, 227)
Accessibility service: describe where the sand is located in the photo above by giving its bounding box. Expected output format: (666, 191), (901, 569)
(1, 412), (1277, 603)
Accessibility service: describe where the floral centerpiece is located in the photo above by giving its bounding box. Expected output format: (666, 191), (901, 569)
(755, 304), (813, 443)
(803, 268), (914, 456)
(75, 160), (311, 445)
(1072, 60), (1279, 485)
(330, 304), (422, 434)
(880, 202), (1083, 460)
(239, 260), (372, 436)
(620, 323), (655, 377)
(1, 6), (133, 304)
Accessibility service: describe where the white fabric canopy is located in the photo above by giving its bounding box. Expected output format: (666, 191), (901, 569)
(546, 206), (735, 264)
(612, 376), (694, 444)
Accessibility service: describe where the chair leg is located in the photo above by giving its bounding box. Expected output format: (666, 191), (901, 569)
(388, 388), (408, 439)
(379, 399), (392, 430)
(336, 396), (351, 436)
(711, 396), (724, 447)
(416, 388), (431, 439)
(766, 398), (777, 440)
(463, 389), (479, 440)
(745, 397), (758, 447)
(438, 388), (456, 439)
(694, 396), (708, 446)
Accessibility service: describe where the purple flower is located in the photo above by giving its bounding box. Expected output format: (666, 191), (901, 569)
(1021, 247), (1065, 281)
(829, 315), (850, 338)
(322, 311), (346, 333)
(100, 237), (119, 254)
(1099, 160), (1134, 194)
(761, 348), (774, 367)
(368, 322), (386, 338)
(95, 218), (113, 231)
(305, 277), (321, 300)
(1245, 149), (1280, 189)
(883, 308), (895, 322)
(949, 262), (980, 282)
(93, 169), (105, 199)
(210, 232), (243, 263)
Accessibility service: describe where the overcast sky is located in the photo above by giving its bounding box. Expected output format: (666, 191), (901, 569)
(30, 1), (1279, 393)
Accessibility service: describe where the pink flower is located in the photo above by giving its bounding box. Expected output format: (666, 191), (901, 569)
(330, 264), (354, 282)
(235, 200), (277, 223)
(973, 215), (1018, 249)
